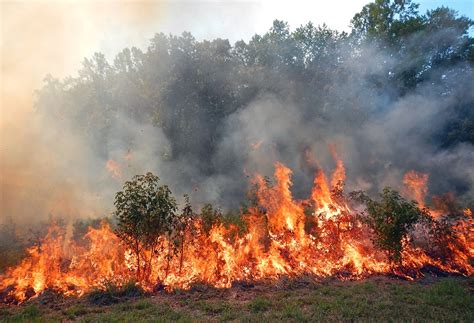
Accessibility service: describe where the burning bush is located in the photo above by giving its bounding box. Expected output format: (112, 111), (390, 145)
(114, 172), (178, 282)
(351, 188), (431, 263)
(0, 157), (472, 304)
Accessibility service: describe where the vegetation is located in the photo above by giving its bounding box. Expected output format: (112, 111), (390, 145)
(200, 204), (223, 234)
(34, 0), (473, 194)
(1, 0), (473, 317)
(87, 281), (144, 306)
(351, 188), (430, 262)
(1, 277), (472, 321)
(114, 172), (178, 281)
(174, 194), (196, 274)
(0, 219), (25, 273)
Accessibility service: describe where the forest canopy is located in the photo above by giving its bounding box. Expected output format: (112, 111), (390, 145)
(33, 0), (473, 210)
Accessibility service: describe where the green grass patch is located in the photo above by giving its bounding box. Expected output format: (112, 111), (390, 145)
(1, 278), (473, 322)
(248, 296), (271, 313)
(281, 303), (307, 321)
(64, 304), (88, 319)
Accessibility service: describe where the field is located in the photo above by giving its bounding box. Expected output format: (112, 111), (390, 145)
(1, 276), (473, 322)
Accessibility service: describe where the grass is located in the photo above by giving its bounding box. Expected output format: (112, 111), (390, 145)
(86, 280), (144, 305)
(0, 277), (473, 322)
(248, 296), (271, 313)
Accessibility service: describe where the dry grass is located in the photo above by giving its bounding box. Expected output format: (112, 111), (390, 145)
(1, 276), (473, 322)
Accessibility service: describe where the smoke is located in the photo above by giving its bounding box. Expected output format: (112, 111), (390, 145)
(1, 2), (473, 226)
(175, 38), (474, 208)
(208, 72), (474, 207)
(0, 1), (167, 224)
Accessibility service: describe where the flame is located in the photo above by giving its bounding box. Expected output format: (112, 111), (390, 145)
(1, 156), (473, 303)
(105, 159), (122, 179)
(250, 140), (263, 150)
(403, 171), (429, 208)
(328, 144), (345, 190)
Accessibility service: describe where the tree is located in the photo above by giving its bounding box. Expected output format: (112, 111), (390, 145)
(0, 218), (25, 272)
(200, 203), (222, 234)
(350, 0), (420, 42)
(114, 172), (177, 281)
(351, 187), (429, 263)
(174, 194), (196, 273)
(33, 0), (474, 211)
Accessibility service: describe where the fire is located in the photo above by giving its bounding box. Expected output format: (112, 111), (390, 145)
(250, 140), (264, 150)
(1, 155), (473, 303)
(403, 170), (429, 208)
(106, 159), (122, 179)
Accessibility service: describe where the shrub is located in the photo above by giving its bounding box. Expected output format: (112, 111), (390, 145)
(114, 172), (177, 281)
(351, 188), (429, 263)
(87, 281), (144, 305)
(200, 204), (222, 234)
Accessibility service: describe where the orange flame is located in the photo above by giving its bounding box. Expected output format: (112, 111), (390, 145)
(403, 171), (429, 208)
(106, 159), (122, 179)
(1, 156), (472, 303)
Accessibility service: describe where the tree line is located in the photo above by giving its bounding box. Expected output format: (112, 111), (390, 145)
(35, 0), (473, 167)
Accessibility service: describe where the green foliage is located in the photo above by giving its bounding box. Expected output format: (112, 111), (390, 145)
(352, 187), (428, 262)
(174, 194), (196, 273)
(34, 1), (474, 167)
(174, 194), (195, 238)
(200, 203), (222, 234)
(72, 217), (111, 242)
(113, 172), (177, 279)
(221, 210), (247, 236)
(351, 0), (421, 41)
(114, 172), (177, 247)
(350, 0), (473, 94)
(0, 219), (25, 273)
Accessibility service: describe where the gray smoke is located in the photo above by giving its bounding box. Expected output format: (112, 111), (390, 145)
(2, 25), (473, 226)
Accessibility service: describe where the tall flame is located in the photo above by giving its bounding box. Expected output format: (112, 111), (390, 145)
(1, 156), (472, 303)
(403, 171), (429, 208)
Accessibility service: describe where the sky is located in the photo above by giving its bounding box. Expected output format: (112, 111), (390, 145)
(418, 0), (473, 17)
(1, 1), (472, 88)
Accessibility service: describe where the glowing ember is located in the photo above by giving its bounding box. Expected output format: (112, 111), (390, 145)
(1, 157), (472, 303)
